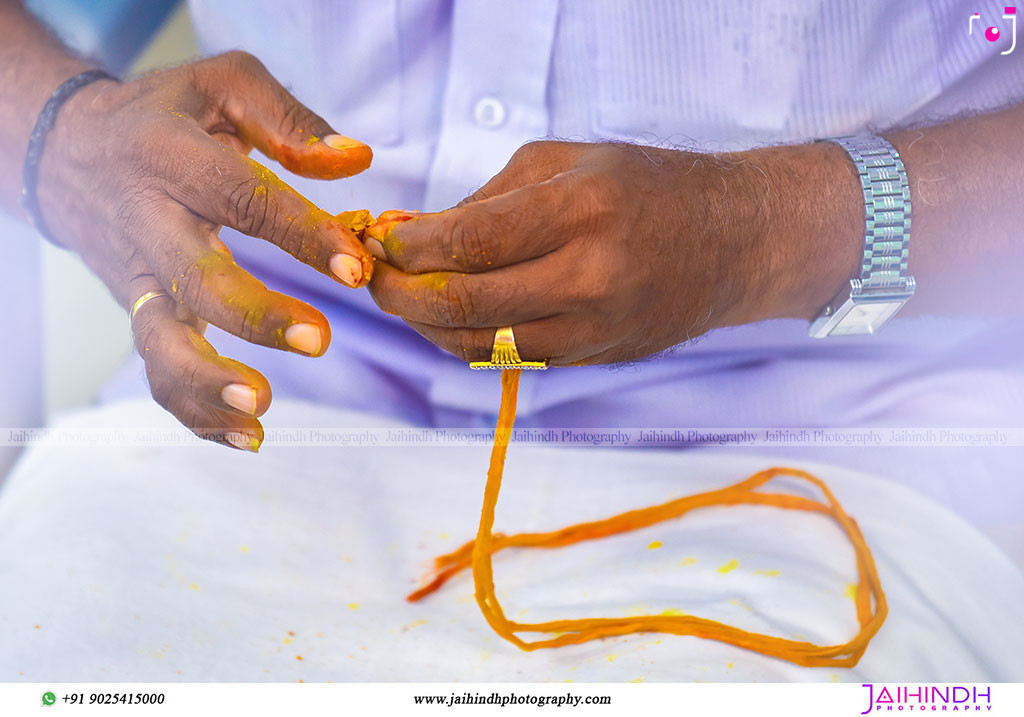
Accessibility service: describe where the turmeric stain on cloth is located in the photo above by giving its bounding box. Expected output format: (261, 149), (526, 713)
(407, 369), (888, 669)
(717, 560), (740, 574)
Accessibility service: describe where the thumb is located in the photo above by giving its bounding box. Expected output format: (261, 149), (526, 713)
(206, 51), (373, 180)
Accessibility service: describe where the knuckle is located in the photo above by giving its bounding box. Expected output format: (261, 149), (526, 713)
(131, 117), (187, 170)
(432, 277), (478, 327)
(235, 305), (265, 343)
(119, 246), (145, 275)
(225, 178), (274, 238)
(273, 219), (310, 260)
(218, 50), (267, 77)
(451, 332), (487, 363)
(514, 140), (552, 163)
(144, 140), (186, 183)
(561, 171), (623, 244)
(441, 213), (490, 271)
(579, 172), (623, 222)
(276, 100), (317, 137)
(114, 183), (162, 239)
(174, 256), (212, 314)
(588, 271), (618, 305)
(573, 253), (617, 306)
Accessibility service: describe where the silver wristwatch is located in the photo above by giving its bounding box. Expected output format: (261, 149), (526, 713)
(809, 135), (915, 338)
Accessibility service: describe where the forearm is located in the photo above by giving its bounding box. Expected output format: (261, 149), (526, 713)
(0, 0), (92, 212)
(740, 103), (1024, 320)
(886, 105), (1024, 315)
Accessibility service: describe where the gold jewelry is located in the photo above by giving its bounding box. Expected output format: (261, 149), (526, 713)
(470, 326), (549, 370)
(128, 290), (171, 328)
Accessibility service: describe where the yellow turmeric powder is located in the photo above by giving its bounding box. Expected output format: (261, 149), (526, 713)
(409, 369), (888, 668)
(336, 209), (375, 235)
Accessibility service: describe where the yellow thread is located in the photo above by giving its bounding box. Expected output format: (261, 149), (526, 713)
(408, 370), (888, 668)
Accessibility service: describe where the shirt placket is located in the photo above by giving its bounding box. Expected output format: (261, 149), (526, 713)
(424, 0), (559, 424)
(423, 0), (559, 211)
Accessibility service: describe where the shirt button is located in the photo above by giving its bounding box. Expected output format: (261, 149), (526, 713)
(473, 96), (507, 129)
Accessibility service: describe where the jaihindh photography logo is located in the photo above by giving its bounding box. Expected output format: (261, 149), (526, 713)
(860, 684), (993, 713)
(969, 6), (1017, 53)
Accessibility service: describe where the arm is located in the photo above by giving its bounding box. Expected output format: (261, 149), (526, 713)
(0, 1), (92, 209)
(753, 102), (1024, 320)
(0, 0), (376, 449)
(363, 103), (1024, 365)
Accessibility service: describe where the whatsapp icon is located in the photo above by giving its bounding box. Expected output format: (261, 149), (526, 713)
(41, 692), (56, 706)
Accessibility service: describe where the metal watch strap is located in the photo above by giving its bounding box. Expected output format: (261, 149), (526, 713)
(808, 135), (916, 338)
(831, 135), (914, 293)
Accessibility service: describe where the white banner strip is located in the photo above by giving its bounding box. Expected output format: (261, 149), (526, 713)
(1, 682), (1018, 716)
(2, 426), (1022, 448)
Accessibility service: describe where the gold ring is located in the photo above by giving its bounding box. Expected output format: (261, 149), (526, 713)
(128, 290), (171, 328)
(469, 326), (549, 370)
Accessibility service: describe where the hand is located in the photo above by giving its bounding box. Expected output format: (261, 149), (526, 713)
(37, 51), (376, 450)
(366, 140), (861, 366)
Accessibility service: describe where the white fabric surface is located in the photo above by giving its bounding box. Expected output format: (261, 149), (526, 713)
(1, 398), (1022, 683)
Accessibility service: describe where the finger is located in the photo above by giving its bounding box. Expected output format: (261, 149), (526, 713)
(140, 202), (333, 357)
(403, 316), (607, 366)
(162, 126), (372, 287)
(367, 259), (566, 329)
(133, 293), (273, 416)
(162, 392), (265, 452)
(362, 208), (413, 260)
(365, 172), (587, 274)
(130, 284), (271, 451)
(201, 50), (372, 179)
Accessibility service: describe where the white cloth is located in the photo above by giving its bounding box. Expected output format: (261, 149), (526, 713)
(2, 398), (1021, 682)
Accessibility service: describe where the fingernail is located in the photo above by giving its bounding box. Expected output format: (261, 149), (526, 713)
(226, 432), (260, 453)
(322, 134), (365, 151)
(285, 322), (323, 355)
(222, 383), (258, 415)
(364, 238), (386, 260)
(330, 253), (363, 287)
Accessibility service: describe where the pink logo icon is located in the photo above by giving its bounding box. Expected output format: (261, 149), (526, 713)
(970, 7), (1017, 54)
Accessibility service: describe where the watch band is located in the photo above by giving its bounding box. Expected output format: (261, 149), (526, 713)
(831, 135), (913, 293)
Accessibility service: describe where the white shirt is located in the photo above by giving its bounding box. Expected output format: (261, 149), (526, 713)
(137, 0), (1024, 539)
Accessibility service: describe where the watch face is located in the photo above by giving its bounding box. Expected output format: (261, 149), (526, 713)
(829, 300), (905, 336)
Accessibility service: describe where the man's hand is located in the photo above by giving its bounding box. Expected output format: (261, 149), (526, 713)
(365, 140), (863, 366)
(36, 51), (376, 450)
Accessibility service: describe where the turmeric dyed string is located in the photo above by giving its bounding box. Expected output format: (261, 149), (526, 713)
(409, 369), (888, 668)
